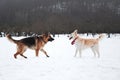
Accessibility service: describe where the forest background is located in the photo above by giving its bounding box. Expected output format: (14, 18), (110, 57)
(0, 0), (120, 35)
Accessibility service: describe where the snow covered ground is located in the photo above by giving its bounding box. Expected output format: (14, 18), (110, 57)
(0, 34), (120, 80)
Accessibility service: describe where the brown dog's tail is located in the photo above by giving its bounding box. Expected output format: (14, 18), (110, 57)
(6, 34), (18, 44)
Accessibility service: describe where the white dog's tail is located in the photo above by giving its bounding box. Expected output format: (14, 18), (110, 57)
(97, 34), (105, 41)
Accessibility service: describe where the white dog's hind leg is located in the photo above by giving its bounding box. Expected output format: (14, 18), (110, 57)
(95, 45), (100, 58)
(91, 47), (97, 57)
(95, 48), (100, 58)
(93, 45), (100, 58)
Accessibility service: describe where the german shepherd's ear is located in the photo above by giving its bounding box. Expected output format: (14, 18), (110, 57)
(48, 32), (50, 35)
(44, 32), (50, 37)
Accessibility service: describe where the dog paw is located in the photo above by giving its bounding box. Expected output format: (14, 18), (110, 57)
(47, 55), (50, 57)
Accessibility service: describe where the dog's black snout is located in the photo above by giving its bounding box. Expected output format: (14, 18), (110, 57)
(48, 37), (54, 42)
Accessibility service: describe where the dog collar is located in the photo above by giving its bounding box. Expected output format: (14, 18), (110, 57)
(71, 36), (78, 45)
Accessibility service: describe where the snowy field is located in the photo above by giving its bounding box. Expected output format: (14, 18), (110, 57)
(0, 34), (120, 80)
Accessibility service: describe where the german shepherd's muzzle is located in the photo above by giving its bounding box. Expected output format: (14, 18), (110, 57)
(48, 36), (54, 42)
(6, 33), (54, 59)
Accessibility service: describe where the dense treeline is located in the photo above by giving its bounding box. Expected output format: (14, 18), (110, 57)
(0, 0), (120, 34)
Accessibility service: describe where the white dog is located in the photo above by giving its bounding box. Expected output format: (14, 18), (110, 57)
(69, 30), (104, 58)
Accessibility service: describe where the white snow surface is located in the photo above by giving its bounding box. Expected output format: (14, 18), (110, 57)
(0, 34), (120, 80)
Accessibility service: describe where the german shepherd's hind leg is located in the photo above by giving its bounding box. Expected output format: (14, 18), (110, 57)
(14, 52), (20, 59)
(14, 47), (21, 59)
(14, 45), (27, 59)
(20, 54), (27, 59)
(41, 49), (49, 57)
(20, 49), (27, 59)
(14, 52), (27, 59)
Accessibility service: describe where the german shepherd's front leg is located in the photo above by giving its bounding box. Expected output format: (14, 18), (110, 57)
(41, 49), (49, 57)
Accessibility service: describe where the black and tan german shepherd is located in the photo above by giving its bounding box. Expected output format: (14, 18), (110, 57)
(6, 33), (54, 59)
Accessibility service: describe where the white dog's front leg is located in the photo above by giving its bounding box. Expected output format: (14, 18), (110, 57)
(74, 48), (78, 57)
(79, 49), (82, 58)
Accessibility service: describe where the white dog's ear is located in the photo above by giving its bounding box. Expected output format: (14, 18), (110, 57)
(74, 29), (78, 33)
